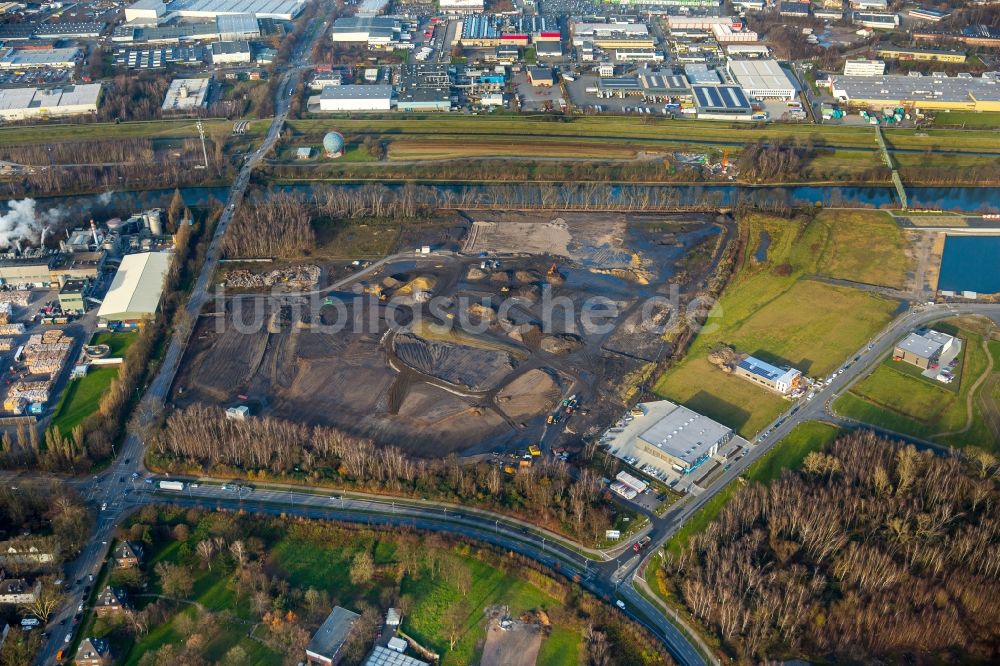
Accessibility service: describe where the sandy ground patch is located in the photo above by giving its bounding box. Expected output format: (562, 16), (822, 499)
(481, 623), (543, 666)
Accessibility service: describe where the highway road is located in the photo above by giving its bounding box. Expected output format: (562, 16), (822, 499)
(32, 14), (331, 666)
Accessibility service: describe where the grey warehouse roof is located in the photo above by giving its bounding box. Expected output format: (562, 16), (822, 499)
(97, 252), (172, 321)
(307, 607), (360, 661)
(896, 330), (952, 359)
(320, 84), (393, 100)
(832, 73), (1000, 103)
(637, 401), (733, 467)
(728, 59), (796, 92)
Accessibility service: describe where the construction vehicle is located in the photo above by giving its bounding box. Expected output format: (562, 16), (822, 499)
(547, 262), (559, 277)
(528, 444), (541, 456)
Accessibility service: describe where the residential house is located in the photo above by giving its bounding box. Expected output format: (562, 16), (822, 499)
(93, 586), (125, 617)
(75, 637), (111, 666)
(0, 575), (41, 605)
(113, 541), (142, 569)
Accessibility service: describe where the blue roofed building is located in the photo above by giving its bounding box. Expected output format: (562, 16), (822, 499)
(734, 356), (802, 394)
(691, 85), (753, 120)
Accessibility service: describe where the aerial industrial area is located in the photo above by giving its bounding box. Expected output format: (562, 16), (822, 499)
(0, 0), (997, 666)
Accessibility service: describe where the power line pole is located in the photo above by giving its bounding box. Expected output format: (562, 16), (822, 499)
(196, 120), (209, 169)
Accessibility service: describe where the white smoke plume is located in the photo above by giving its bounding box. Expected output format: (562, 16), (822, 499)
(0, 199), (67, 249)
(97, 191), (114, 206)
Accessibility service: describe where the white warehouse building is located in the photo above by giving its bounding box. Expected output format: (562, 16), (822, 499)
(727, 59), (797, 100)
(439, 0), (484, 12)
(125, 0), (304, 23)
(843, 59), (886, 77)
(161, 77), (211, 112)
(319, 85), (392, 112)
(604, 401), (737, 476)
(0, 84), (101, 121)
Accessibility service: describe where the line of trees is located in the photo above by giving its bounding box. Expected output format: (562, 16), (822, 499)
(151, 404), (613, 541)
(736, 139), (816, 183)
(659, 432), (1000, 662)
(0, 138), (155, 166)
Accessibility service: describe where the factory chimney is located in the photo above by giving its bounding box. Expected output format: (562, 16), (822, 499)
(90, 219), (98, 247)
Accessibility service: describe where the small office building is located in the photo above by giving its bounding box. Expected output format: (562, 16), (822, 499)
(894, 330), (955, 369)
(734, 356), (802, 394)
(58, 279), (88, 312)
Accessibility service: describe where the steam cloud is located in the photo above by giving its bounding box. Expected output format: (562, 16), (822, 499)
(0, 199), (67, 249)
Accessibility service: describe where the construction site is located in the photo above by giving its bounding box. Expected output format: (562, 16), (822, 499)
(172, 211), (732, 457)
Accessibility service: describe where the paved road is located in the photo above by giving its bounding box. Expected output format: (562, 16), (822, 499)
(124, 478), (708, 666)
(33, 16), (330, 666)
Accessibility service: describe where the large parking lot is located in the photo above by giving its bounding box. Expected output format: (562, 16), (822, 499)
(0, 68), (73, 86)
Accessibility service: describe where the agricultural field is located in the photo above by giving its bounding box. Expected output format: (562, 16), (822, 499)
(385, 137), (642, 161)
(654, 211), (902, 438)
(80, 508), (659, 666)
(834, 316), (1000, 450)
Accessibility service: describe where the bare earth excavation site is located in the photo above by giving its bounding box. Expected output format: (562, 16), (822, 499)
(172, 211), (732, 457)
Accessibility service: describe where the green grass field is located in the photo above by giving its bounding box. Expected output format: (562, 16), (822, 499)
(655, 212), (900, 438)
(89, 331), (137, 357)
(930, 110), (1000, 129)
(814, 210), (913, 289)
(49, 366), (118, 435)
(100, 515), (579, 666)
(835, 319), (999, 450)
(402, 555), (563, 665)
(0, 118), (265, 148)
(664, 421), (841, 557)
